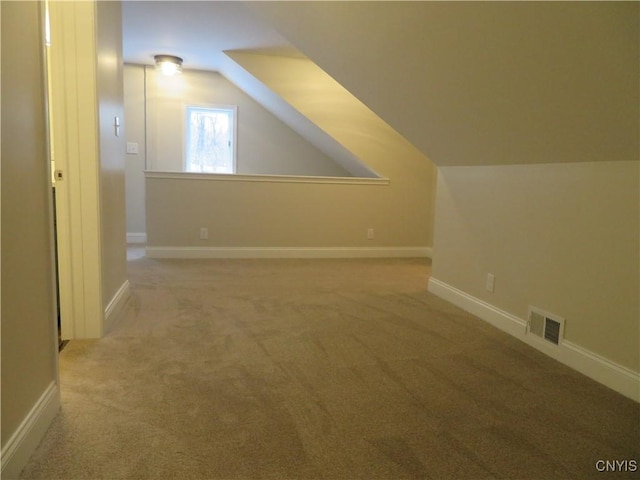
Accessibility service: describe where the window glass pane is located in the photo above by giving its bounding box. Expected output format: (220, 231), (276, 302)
(186, 107), (234, 173)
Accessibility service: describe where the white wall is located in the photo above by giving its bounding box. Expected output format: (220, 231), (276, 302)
(431, 161), (639, 375)
(142, 65), (351, 176)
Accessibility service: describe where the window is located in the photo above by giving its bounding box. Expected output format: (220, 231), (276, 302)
(185, 105), (236, 173)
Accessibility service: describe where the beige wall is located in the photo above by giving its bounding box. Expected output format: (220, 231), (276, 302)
(146, 175), (427, 249)
(141, 66), (350, 176)
(97, 0), (128, 307)
(431, 161), (639, 372)
(1, 0), (58, 453)
(124, 64), (147, 235)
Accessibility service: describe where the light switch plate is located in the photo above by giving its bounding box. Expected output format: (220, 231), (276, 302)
(126, 142), (139, 154)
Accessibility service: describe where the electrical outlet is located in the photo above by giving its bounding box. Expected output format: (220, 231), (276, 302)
(485, 273), (495, 292)
(367, 228), (374, 240)
(199, 227), (208, 240)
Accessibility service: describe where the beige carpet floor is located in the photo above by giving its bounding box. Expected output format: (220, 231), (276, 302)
(18, 255), (639, 479)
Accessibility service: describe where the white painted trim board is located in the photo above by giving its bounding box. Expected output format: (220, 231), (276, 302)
(126, 233), (147, 244)
(428, 277), (640, 402)
(145, 246), (432, 259)
(104, 280), (131, 334)
(0, 382), (60, 479)
(144, 170), (388, 185)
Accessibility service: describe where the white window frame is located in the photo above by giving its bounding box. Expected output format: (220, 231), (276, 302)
(184, 103), (238, 174)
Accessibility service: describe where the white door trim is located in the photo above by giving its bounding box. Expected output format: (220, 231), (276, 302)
(49, 0), (104, 339)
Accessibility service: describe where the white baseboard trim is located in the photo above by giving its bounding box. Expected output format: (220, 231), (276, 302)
(145, 246), (433, 260)
(104, 280), (130, 334)
(126, 233), (147, 244)
(428, 277), (527, 337)
(427, 277), (640, 403)
(1, 382), (60, 479)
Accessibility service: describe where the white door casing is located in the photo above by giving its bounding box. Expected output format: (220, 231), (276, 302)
(48, 0), (104, 339)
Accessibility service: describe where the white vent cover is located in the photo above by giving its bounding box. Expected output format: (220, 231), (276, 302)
(527, 306), (565, 346)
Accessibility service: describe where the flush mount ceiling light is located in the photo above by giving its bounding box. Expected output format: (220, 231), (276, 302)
(154, 54), (183, 76)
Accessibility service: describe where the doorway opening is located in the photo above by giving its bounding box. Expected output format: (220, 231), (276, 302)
(44, 1), (66, 351)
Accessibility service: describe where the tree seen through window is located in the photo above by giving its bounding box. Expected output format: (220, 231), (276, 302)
(185, 106), (235, 173)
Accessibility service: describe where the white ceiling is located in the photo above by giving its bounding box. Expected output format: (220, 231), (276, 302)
(122, 1), (293, 71)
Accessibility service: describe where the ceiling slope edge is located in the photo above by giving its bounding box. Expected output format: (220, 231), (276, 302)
(223, 50), (434, 180)
(219, 52), (380, 179)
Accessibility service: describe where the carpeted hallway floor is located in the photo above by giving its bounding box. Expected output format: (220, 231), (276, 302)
(18, 254), (639, 479)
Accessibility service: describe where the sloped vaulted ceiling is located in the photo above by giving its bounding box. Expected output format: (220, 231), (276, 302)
(248, 1), (639, 167)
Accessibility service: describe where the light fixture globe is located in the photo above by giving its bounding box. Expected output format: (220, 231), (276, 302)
(154, 54), (183, 76)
